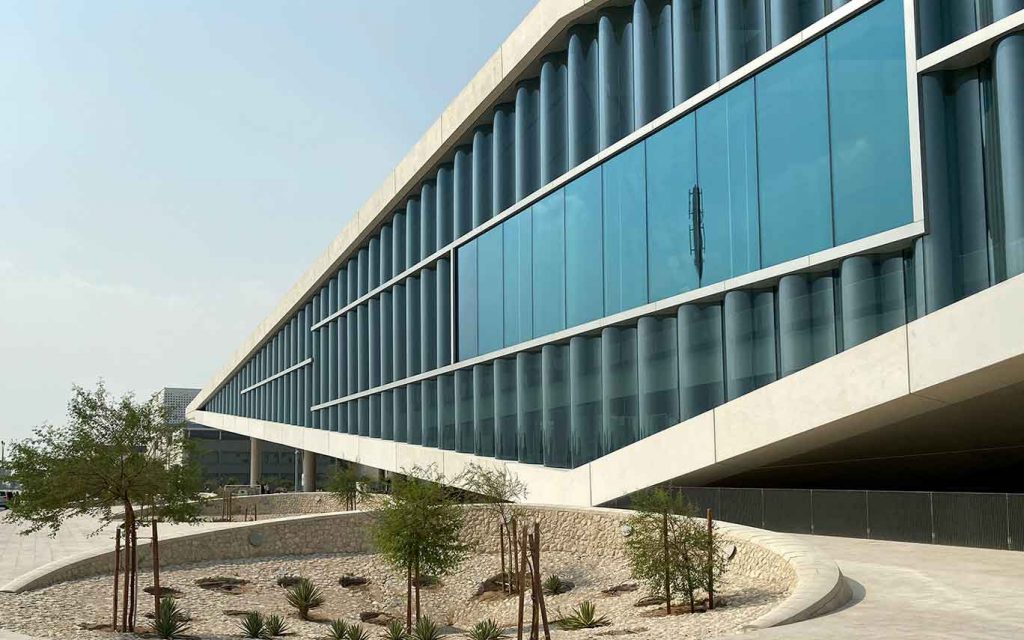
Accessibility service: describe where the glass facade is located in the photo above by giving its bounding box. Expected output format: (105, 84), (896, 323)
(201, 1), (1020, 474)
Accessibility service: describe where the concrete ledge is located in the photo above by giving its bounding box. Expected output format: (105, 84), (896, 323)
(0, 505), (847, 631)
(723, 522), (850, 629)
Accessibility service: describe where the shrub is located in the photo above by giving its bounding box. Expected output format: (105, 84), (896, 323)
(467, 618), (504, 640)
(286, 577), (325, 620)
(263, 613), (289, 636)
(237, 610), (268, 639)
(152, 597), (190, 639)
(557, 601), (610, 630)
(543, 575), (564, 595)
(384, 619), (409, 640)
(412, 616), (442, 640)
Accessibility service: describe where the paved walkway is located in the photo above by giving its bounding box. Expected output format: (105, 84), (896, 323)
(0, 511), (246, 590)
(728, 534), (1024, 639)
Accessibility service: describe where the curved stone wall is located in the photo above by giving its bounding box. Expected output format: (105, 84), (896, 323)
(4, 505), (846, 629)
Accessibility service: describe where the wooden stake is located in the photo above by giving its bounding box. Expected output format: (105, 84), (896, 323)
(121, 523), (129, 631)
(113, 527), (121, 631)
(516, 527), (528, 640)
(528, 531), (538, 640)
(151, 519), (161, 620)
(532, 523), (550, 640)
(663, 511), (671, 615)
(707, 508), (714, 610)
(500, 522), (507, 593)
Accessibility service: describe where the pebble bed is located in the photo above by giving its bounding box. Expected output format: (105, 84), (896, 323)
(0, 550), (792, 639)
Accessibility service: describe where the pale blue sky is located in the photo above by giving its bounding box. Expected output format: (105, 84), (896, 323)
(0, 0), (535, 440)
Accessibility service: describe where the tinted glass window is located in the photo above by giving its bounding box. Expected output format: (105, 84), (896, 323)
(829, 0), (912, 244)
(603, 144), (648, 314)
(696, 80), (760, 283)
(757, 40), (832, 266)
(647, 114), (699, 300)
(565, 167), (605, 325)
(532, 190), (567, 336)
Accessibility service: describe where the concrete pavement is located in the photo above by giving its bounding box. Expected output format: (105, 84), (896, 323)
(728, 534), (1024, 639)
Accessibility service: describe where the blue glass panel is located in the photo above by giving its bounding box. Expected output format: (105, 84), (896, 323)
(503, 209), (534, 346)
(829, 0), (912, 244)
(565, 167), (604, 326)
(457, 240), (479, 360)
(603, 144), (648, 313)
(478, 226), (505, 354)
(647, 114), (698, 300)
(757, 39), (832, 266)
(532, 190), (567, 336)
(696, 79), (760, 282)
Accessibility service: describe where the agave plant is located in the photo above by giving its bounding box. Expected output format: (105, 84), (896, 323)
(286, 577), (325, 620)
(151, 597), (190, 639)
(557, 601), (610, 630)
(412, 616), (442, 640)
(384, 619), (409, 640)
(327, 619), (350, 640)
(263, 613), (289, 637)
(467, 618), (505, 640)
(346, 623), (371, 640)
(542, 575), (564, 595)
(237, 610), (268, 639)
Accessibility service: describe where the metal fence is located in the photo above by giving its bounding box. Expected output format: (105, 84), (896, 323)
(606, 487), (1024, 551)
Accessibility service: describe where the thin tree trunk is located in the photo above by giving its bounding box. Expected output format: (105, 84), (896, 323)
(500, 521), (507, 593)
(151, 519), (161, 619)
(516, 527), (528, 640)
(707, 508), (715, 610)
(406, 563), (412, 631)
(130, 523), (138, 630)
(528, 531), (538, 640)
(414, 554), (421, 623)
(120, 511), (130, 632)
(663, 512), (671, 615)
(510, 518), (519, 593)
(532, 524), (550, 640)
(113, 527), (121, 631)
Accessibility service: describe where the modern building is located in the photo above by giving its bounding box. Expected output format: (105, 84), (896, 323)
(158, 387), (334, 488)
(188, 0), (1024, 522)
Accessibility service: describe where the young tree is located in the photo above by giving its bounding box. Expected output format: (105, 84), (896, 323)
(624, 488), (702, 614)
(326, 463), (364, 511)
(372, 465), (467, 630)
(460, 462), (527, 591)
(6, 383), (204, 631)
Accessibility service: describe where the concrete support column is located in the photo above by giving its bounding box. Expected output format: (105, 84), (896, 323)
(249, 438), (263, 487)
(302, 450), (316, 492)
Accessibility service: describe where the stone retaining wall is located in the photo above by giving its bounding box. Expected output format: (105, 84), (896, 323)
(200, 492), (346, 517)
(7, 505), (792, 597)
(5, 505), (845, 629)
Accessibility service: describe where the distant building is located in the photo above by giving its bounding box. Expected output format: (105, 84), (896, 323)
(156, 387), (334, 489)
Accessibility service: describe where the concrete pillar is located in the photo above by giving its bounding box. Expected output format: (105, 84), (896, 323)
(249, 438), (262, 487)
(302, 450), (316, 492)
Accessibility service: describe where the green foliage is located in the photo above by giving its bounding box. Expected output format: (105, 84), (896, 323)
(556, 601), (609, 630)
(543, 575), (565, 595)
(467, 618), (504, 640)
(624, 488), (727, 613)
(372, 466), (467, 624)
(384, 619), (409, 640)
(6, 383), (204, 535)
(411, 616), (441, 640)
(237, 611), (268, 639)
(346, 623), (371, 640)
(151, 597), (190, 639)
(326, 619), (350, 640)
(327, 464), (365, 511)
(263, 613), (289, 636)
(285, 577), (325, 620)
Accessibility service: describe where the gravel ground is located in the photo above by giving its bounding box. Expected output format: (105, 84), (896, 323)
(0, 551), (791, 639)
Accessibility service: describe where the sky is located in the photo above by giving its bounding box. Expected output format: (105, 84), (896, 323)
(0, 0), (536, 442)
